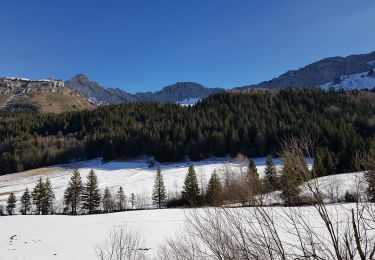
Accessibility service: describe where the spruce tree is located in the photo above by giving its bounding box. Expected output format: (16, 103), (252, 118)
(264, 155), (278, 189)
(152, 167), (167, 209)
(206, 171), (223, 206)
(116, 186), (126, 211)
(64, 169), (83, 215)
(247, 159), (261, 205)
(313, 147), (335, 177)
(82, 169), (101, 214)
(279, 154), (307, 206)
(32, 177), (45, 215)
(42, 178), (55, 215)
(102, 187), (114, 213)
(130, 193), (136, 209)
(6, 193), (17, 215)
(182, 165), (200, 206)
(20, 188), (31, 215)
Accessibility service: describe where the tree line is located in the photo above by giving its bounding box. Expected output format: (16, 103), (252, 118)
(2, 142), (375, 216)
(0, 88), (374, 176)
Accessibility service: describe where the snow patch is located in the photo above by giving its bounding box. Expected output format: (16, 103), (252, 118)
(176, 97), (201, 106)
(319, 70), (375, 90)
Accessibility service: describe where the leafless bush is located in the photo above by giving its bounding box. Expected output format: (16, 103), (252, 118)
(159, 136), (375, 260)
(96, 225), (147, 260)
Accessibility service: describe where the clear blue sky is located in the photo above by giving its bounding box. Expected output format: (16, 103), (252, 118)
(1, 0), (374, 93)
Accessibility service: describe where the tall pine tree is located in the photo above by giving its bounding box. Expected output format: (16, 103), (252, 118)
(32, 177), (45, 215)
(279, 152), (308, 206)
(20, 188), (31, 215)
(82, 169), (101, 214)
(313, 147), (335, 177)
(130, 193), (136, 209)
(182, 165), (200, 206)
(42, 178), (55, 215)
(6, 193), (17, 215)
(206, 171), (223, 206)
(264, 155), (278, 190)
(152, 167), (167, 209)
(102, 187), (114, 213)
(116, 186), (126, 211)
(64, 169), (83, 215)
(247, 159), (261, 205)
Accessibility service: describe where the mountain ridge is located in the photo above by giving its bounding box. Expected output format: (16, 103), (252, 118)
(66, 74), (224, 104)
(238, 51), (375, 90)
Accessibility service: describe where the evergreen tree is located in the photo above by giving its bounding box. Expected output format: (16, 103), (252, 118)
(32, 177), (45, 215)
(206, 171), (223, 206)
(279, 155), (306, 206)
(116, 186), (126, 211)
(264, 155), (278, 189)
(42, 178), (55, 215)
(0, 204), (4, 216)
(6, 193), (17, 215)
(130, 193), (136, 209)
(20, 187), (31, 215)
(313, 147), (335, 177)
(247, 159), (261, 205)
(152, 167), (167, 209)
(344, 190), (357, 203)
(64, 169), (83, 215)
(102, 187), (114, 213)
(365, 170), (375, 202)
(182, 165), (200, 206)
(82, 169), (102, 214)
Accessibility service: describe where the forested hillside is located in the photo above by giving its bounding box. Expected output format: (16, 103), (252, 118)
(0, 88), (374, 175)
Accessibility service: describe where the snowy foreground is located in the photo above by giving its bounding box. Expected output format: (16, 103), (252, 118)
(0, 157), (288, 208)
(0, 208), (185, 260)
(0, 204), (370, 260)
(1, 158), (367, 260)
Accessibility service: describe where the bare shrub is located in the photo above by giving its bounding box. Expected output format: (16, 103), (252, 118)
(159, 136), (375, 260)
(96, 225), (147, 260)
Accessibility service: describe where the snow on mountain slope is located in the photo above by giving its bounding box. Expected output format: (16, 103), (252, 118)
(320, 70), (375, 90)
(0, 157), (288, 209)
(176, 97), (201, 106)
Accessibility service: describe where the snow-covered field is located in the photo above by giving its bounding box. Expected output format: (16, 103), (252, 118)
(0, 157), (287, 209)
(0, 208), (185, 260)
(0, 203), (369, 260)
(0, 158), (368, 260)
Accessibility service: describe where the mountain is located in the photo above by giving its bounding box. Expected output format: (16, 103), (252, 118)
(0, 77), (94, 113)
(66, 74), (224, 104)
(134, 82), (224, 103)
(65, 74), (137, 104)
(239, 51), (375, 90)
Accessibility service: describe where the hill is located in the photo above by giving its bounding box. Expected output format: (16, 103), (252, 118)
(0, 77), (94, 113)
(0, 88), (374, 175)
(239, 51), (375, 90)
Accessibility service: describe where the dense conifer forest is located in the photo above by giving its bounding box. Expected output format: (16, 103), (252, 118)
(0, 88), (374, 176)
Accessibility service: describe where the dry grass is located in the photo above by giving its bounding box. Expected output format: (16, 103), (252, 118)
(0, 93), (12, 107)
(28, 92), (94, 113)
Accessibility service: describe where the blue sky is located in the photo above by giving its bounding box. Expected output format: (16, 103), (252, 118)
(0, 0), (374, 93)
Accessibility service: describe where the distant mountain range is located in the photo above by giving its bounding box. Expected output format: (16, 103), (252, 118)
(1, 50), (375, 113)
(66, 74), (224, 105)
(239, 51), (375, 90)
